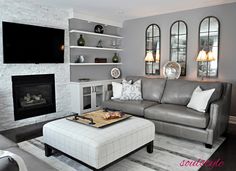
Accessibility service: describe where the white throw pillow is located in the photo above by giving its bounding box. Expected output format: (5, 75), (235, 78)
(111, 80), (132, 99)
(120, 79), (143, 100)
(187, 86), (215, 113)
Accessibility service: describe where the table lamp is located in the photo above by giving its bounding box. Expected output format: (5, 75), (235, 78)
(196, 50), (215, 79)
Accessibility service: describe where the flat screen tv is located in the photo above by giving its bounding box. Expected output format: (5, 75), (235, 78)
(2, 21), (64, 63)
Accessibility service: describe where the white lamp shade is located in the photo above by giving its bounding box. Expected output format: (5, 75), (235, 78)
(196, 50), (207, 62)
(155, 50), (160, 62)
(207, 51), (215, 61)
(145, 51), (154, 62)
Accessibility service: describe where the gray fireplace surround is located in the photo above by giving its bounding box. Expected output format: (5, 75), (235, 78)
(102, 76), (232, 148)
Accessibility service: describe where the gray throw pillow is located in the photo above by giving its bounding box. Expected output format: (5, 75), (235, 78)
(120, 79), (143, 100)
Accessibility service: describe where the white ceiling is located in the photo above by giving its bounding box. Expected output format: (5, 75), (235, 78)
(37, 0), (236, 24)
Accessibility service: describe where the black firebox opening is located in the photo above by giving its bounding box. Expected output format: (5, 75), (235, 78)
(12, 74), (56, 121)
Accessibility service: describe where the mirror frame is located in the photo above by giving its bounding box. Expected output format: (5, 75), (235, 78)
(198, 16), (220, 78)
(145, 24), (161, 75)
(170, 20), (188, 76)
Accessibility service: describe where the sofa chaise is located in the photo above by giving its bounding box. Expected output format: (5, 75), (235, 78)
(102, 76), (232, 148)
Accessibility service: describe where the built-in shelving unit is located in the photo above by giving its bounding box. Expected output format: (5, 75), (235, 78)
(69, 18), (123, 82)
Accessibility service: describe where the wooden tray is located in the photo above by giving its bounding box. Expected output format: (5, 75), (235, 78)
(66, 110), (132, 128)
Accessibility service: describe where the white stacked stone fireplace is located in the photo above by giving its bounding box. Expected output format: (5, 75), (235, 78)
(0, 0), (71, 131)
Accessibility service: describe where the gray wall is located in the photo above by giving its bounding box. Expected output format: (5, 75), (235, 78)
(121, 3), (236, 116)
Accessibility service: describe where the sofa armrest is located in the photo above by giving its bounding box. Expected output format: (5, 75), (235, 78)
(104, 90), (113, 101)
(0, 157), (19, 171)
(207, 83), (232, 142)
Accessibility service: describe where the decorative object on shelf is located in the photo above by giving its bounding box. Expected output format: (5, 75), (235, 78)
(77, 34), (85, 46)
(95, 58), (107, 63)
(75, 55), (85, 63)
(111, 67), (121, 79)
(110, 40), (120, 48)
(94, 25), (104, 34)
(198, 16), (220, 78)
(163, 61), (181, 79)
(170, 20), (188, 76)
(196, 50), (216, 80)
(78, 78), (90, 82)
(111, 40), (116, 48)
(112, 53), (119, 63)
(96, 40), (103, 48)
(145, 24), (161, 75)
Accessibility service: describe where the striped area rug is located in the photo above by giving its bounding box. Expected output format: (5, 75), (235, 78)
(18, 134), (224, 171)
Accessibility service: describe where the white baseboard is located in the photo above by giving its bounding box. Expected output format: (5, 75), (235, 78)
(229, 116), (236, 124)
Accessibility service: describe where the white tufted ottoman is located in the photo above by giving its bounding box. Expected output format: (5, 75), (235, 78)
(43, 116), (155, 170)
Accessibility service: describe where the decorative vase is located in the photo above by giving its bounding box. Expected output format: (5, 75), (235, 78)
(75, 55), (85, 63)
(112, 53), (119, 63)
(77, 34), (85, 46)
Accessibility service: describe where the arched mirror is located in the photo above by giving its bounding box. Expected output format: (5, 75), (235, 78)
(170, 20), (188, 76)
(145, 24), (161, 75)
(198, 16), (220, 77)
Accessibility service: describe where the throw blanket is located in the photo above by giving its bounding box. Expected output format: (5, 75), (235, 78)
(0, 150), (28, 171)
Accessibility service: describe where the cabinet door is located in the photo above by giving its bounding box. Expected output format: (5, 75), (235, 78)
(92, 84), (104, 109)
(80, 85), (93, 113)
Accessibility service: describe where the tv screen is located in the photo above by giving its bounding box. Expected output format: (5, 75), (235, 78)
(2, 21), (64, 63)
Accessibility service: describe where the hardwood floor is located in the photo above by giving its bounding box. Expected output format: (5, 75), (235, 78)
(1, 121), (236, 170)
(200, 124), (236, 171)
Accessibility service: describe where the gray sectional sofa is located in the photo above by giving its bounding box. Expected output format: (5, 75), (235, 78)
(0, 134), (56, 171)
(102, 76), (232, 148)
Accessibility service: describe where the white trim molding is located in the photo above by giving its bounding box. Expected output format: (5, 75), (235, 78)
(229, 116), (236, 124)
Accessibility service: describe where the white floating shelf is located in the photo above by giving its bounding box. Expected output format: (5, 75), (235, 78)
(70, 30), (123, 39)
(70, 63), (122, 66)
(70, 46), (123, 51)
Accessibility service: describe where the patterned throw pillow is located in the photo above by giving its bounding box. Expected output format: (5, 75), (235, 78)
(120, 79), (143, 100)
(111, 80), (132, 99)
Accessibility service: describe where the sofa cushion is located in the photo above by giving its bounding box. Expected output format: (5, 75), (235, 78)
(161, 80), (222, 106)
(126, 76), (166, 102)
(0, 135), (18, 150)
(0, 157), (19, 171)
(7, 147), (57, 171)
(144, 104), (210, 128)
(102, 100), (157, 117)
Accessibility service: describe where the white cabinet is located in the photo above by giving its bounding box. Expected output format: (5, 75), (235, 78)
(80, 84), (104, 113)
(70, 79), (121, 114)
